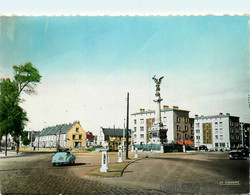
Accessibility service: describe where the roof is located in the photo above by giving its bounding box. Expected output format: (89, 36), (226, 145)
(39, 122), (78, 136)
(195, 114), (239, 120)
(102, 128), (131, 137)
(131, 108), (190, 116)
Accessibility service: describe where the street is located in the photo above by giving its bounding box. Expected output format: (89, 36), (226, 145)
(0, 151), (249, 194)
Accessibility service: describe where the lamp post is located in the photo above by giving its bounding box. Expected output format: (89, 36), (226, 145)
(180, 129), (188, 152)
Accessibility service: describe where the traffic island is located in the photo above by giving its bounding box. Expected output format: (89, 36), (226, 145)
(86, 158), (143, 178)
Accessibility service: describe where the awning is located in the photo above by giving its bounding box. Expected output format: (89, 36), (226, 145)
(177, 140), (194, 145)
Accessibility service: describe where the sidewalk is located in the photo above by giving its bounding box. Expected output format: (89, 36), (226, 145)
(0, 151), (22, 158)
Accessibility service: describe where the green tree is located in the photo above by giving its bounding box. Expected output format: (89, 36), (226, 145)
(10, 104), (28, 154)
(0, 78), (20, 156)
(21, 132), (30, 146)
(13, 61), (42, 95)
(0, 62), (41, 155)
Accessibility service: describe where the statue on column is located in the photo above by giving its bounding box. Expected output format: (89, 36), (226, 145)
(152, 75), (164, 96)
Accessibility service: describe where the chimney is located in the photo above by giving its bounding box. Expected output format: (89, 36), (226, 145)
(219, 113), (223, 115)
(140, 108), (145, 112)
(195, 114), (198, 118)
(163, 105), (169, 110)
(173, 106), (179, 109)
(226, 113), (230, 116)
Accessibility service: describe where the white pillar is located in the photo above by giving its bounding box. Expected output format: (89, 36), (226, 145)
(134, 148), (138, 158)
(118, 149), (124, 163)
(160, 145), (164, 153)
(183, 145), (186, 153)
(100, 150), (109, 172)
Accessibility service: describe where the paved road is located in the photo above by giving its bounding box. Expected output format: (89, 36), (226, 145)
(0, 152), (163, 195)
(0, 151), (248, 194)
(93, 152), (249, 194)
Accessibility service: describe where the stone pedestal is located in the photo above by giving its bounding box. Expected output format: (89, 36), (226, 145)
(183, 145), (186, 153)
(134, 148), (138, 158)
(100, 150), (109, 172)
(160, 145), (164, 153)
(118, 149), (124, 163)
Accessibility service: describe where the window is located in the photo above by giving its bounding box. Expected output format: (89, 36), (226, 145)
(196, 123), (200, 128)
(177, 116), (180, 123)
(185, 117), (188, 123)
(152, 133), (157, 137)
(219, 122), (223, 127)
(177, 125), (180, 131)
(72, 135), (76, 140)
(177, 133), (181, 139)
(140, 127), (144, 131)
(134, 127), (137, 132)
(185, 134), (188, 139)
(163, 117), (167, 122)
(220, 128), (223, 134)
(215, 143), (218, 147)
(220, 135), (223, 140)
(220, 143), (225, 147)
(215, 122), (218, 127)
(215, 129), (218, 134)
(140, 134), (144, 139)
(196, 130), (200, 134)
(134, 134), (137, 139)
(196, 136), (200, 140)
(76, 127), (79, 132)
(134, 119), (137, 124)
(185, 126), (188, 131)
(215, 135), (218, 140)
(79, 135), (82, 140)
(140, 119), (144, 124)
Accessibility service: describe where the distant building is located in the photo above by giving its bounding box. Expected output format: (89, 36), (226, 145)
(34, 121), (86, 148)
(241, 123), (250, 148)
(131, 106), (194, 145)
(98, 127), (131, 150)
(194, 113), (242, 150)
(86, 131), (97, 147)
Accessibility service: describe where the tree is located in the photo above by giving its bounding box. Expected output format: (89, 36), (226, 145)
(13, 62), (42, 95)
(10, 104), (28, 154)
(0, 62), (41, 155)
(21, 132), (30, 146)
(0, 78), (20, 156)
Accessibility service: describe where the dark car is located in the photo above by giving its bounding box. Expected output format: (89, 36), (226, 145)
(238, 148), (249, 157)
(199, 145), (208, 151)
(229, 150), (244, 160)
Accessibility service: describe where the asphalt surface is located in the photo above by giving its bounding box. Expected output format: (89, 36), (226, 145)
(0, 151), (249, 194)
(0, 151), (163, 195)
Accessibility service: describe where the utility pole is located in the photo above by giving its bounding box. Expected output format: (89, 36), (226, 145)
(126, 92), (129, 159)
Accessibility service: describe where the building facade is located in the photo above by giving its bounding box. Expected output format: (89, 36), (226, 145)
(194, 113), (241, 150)
(97, 127), (131, 150)
(131, 106), (194, 145)
(34, 121), (86, 148)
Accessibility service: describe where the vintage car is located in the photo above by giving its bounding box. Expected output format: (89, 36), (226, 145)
(52, 149), (76, 166)
(229, 150), (244, 160)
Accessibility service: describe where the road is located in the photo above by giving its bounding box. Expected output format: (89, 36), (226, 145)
(0, 151), (248, 194)
(0, 151), (162, 195)
(95, 152), (249, 194)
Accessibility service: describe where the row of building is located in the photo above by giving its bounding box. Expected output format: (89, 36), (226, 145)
(1, 109), (248, 151)
(130, 105), (249, 150)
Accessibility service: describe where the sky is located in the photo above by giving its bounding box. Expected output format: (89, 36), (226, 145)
(0, 15), (249, 135)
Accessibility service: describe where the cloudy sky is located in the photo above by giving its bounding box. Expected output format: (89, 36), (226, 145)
(0, 15), (249, 134)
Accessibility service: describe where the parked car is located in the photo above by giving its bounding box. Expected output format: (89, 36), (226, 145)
(229, 150), (244, 160)
(52, 149), (76, 166)
(237, 148), (249, 157)
(199, 145), (208, 151)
